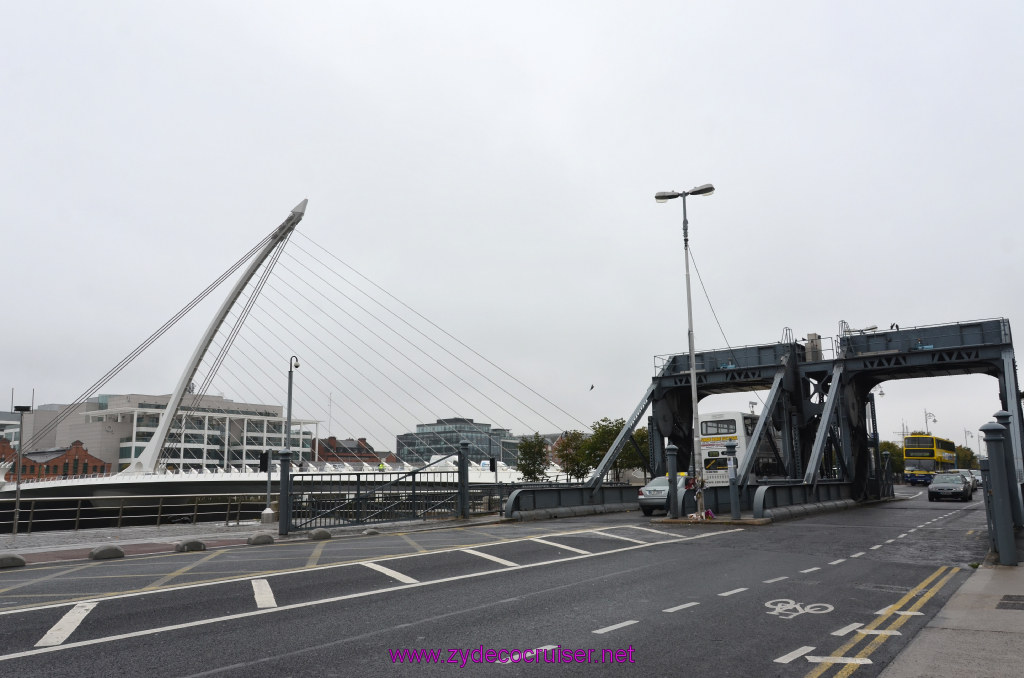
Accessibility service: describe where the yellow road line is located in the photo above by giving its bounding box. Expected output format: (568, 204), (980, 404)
(803, 566), (949, 678)
(305, 541), (328, 568)
(398, 534), (427, 553)
(143, 550), (224, 589)
(832, 567), (959, 678)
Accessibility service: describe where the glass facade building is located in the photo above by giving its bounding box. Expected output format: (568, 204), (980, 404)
(395, 418), (519, 466)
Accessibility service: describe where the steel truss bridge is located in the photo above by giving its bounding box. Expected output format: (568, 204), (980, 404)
(507, 318), (1024, 519)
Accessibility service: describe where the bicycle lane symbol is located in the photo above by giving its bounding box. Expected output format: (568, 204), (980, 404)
(764, 599), (834, 620)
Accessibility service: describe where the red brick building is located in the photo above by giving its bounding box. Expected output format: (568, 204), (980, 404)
(313, 436), (381, 466)
(0, 439), (111, 482)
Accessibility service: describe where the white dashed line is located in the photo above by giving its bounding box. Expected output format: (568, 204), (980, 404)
(663, 602), (700, 613)
(850, 552), (865, 558)
(885, 539), (895, 544)
(805, 656), (872, 665)
(251, 579), (277, 609)
(869, 545), (882, 550)
(832, 623), (863, 636)
(35, 603), (97, 647)
(593, 620), (639, 634)
(857, 629), (901, 636)
(876, 606), (922, 616)
(897, 534), (907, 539)
(718, 588), (747, 597)
(828, 559), (846, 565)
(774, 646), (815, 664)
(362, 561), (418, 584)
(531, 538), (590, 555)
(800, 567), (821, 573)
(763, 576), (789, 583)
(464, 549), (518, 568)
(908, 528), (917, 533)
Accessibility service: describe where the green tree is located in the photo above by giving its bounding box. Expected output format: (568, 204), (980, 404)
(580, 417), (624, 470)
(880, 440), (904, 475)
(516, 432), (550, 482)
(554, 430), (590, 482)
(955, 445), (978, 469)
(619, 427), (650, 481)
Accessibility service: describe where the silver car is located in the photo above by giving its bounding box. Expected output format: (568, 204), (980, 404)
(637, 475), (687, 516)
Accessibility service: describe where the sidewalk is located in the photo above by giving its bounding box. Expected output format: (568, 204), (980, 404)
(880, 529), (1024, 678)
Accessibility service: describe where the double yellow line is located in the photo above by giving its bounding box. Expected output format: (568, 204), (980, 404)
(805, 565), (960, 678)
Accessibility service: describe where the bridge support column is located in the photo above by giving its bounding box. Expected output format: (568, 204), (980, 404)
(278, 451), (292, 536)
(982, 422), (1018, 566)
(994, 411), (1024, 528)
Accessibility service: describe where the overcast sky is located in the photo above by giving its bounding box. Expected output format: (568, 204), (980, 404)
(3, 1), (1022, 455)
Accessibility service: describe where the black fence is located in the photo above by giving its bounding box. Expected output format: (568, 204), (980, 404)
(287, 456), (520, 530)
(0, 493), (265, 534)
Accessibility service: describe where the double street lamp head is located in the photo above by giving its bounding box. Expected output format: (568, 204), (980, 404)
(655, 183), (715, 202)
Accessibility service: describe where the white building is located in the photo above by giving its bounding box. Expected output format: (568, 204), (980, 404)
(21, 394), (318, 471)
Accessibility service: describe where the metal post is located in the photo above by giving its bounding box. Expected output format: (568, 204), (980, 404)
(458, 441), (470, 519)
(980, 458), (996, 552)
(277, 356), (298, 535)
(681, 196), (706, 517)
(11, 405), (30, 543)
(726, 440), (740, 519)
(666, 444), (679, 518)
(994, 410), (1024, 528)
(278, 449), (292, 536)
(981, 421), (1017, 566)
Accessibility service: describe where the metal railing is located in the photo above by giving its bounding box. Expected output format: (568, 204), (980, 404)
(0, 492), (265, 534)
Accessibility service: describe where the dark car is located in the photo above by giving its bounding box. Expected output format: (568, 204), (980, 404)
(928, 473), (972, 502)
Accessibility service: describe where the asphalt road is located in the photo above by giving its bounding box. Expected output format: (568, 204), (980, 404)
(0, 486), (989, 677)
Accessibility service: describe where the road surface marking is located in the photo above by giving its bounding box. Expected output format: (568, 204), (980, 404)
(805, 656), (872, 664)
(774, 646), (815, 664)
(144, 550), (223, 589)
(627, 526), (683, 537)
(502, 646), (558, 664)
(832, 623), (863, 636)
(850, 552), (865, 558)
(305, 541), (328, 569)
(251, 579), (277, 609)
(362, 561), (418, 584)
(800, 567), (821, 573)
(875, 606), (922, 616)
(593, 620), (638, 634)
(763, 576), (789, 583)
(399, 533), (427, 552)
(464, 549), (518, 568)
(663, 602), (700, 613)
(885, 539), (895, 544)
(857, 629), (901, 635)
(718, 588), (747, 597)
(869, 545), (882, 550)
(594, 530), (646, 544)
(897, 533), (907, 538)
(531, 538), (590, 555)
(828, 559), (846, 565)
(0, 529), (747, 663)
(804, 566), (953, 678)
(35, 602), (97, 647)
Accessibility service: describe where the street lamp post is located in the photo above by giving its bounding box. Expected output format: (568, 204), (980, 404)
(656, 183), (715, 517)
(11, 405), (30, 542)
(277, 355), (300, 535)
(964, 429), (974, 459)
(924, 409), (938, 434)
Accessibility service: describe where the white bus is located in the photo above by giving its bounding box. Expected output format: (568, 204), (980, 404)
(698, 411), (781, 487)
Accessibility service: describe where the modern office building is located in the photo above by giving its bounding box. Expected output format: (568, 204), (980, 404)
(16, 393), (319, 471)
(395, 418), (519, 466)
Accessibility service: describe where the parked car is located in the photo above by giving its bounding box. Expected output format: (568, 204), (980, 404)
(928, 473), (972, 502)
(952, 468), (978, 491)
(637, 475), (688, 516)
(969, 469), (983, 487)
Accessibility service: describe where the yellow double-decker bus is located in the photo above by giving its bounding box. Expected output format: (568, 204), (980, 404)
(903, 435), (956, 485)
